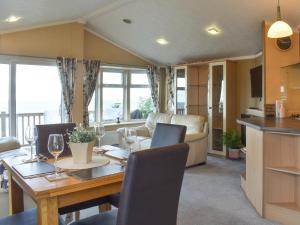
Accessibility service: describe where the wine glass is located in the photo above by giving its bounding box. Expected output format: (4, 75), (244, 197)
(94, 122), (105, 148)
(124, 128), (137, 153)
(24, 126), (37, 162)
(48, 134), (64, 177)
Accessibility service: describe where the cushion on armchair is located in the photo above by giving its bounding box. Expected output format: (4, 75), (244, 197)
(0, 137), (20, 153)
(145, 112), (173, 136)
(171, 114), (205, 134)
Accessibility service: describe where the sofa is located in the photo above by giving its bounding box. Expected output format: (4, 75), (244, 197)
(117, 112), (208, 167)
(0, 137), (21, 190)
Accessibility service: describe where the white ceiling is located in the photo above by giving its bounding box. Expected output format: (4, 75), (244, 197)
(1, 0), (300, 65)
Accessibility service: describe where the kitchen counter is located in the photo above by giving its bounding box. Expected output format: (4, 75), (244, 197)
(237, 116), (300, 134)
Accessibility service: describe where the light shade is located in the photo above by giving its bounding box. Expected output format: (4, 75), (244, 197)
(267, 20), (293, 38)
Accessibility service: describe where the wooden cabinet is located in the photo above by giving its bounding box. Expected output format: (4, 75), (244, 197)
(208, 61), (237, 156)
(241, 125), (300, 225)
(186, 65), (208, 117)
(174, 65), (208, 117)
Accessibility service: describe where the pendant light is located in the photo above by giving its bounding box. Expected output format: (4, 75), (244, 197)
(267, 0), (293, 38)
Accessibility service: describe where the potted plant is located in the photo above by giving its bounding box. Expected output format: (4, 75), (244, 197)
(221, 130), (242, 159)
(68, 125), (96, 164)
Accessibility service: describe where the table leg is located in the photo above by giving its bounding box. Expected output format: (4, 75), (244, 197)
(37, 197), (59, 225)
(8, 173), (24, 215)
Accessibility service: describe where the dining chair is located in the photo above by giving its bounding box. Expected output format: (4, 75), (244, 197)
(70, 143), (189, 225)
(0, 208), (65, 225)
(150, 123), (187, 148)
(35, 123), (76, 158)
(108, 122), (187, 208)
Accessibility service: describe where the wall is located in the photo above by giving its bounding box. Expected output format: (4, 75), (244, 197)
(263, 22), (300, 106)
(0, 22), (151, 124)
(280, 63), (300, 115)
(236, 56), (263, 116)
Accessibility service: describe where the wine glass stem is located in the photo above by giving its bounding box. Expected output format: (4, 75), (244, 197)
(30, 143), (33, 160)
(54, 156), (58, 176)
(98, 137), (101, 148)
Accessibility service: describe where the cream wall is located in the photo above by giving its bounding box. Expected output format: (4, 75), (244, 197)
(0, 22), (150, 124)
(236, 56), (263, 116)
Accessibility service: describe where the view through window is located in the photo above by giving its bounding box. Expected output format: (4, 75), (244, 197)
(90, 67), (153, 123)
(0, 60), (63, 145)
(0, 64), (10, 137)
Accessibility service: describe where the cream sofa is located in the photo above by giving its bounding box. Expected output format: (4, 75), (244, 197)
(117, 112), (208, 167)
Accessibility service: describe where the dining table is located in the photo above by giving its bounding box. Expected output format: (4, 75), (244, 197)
(1, 150), (124, 225)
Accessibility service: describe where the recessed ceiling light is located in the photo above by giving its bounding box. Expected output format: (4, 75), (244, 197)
(5, 16), (22, 23)
(122, 18), (132, 24)
(206, 26), (221, 35)
(156, 38), (169, 45)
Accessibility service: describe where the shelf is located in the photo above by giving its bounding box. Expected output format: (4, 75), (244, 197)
(213, 127), (223, 130)
(266, 166), (300, 176)
(267, 202), (300, 213)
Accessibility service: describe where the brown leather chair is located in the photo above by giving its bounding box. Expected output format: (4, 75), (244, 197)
(70, 143), (189, 225)
(35, 123), (76, 158)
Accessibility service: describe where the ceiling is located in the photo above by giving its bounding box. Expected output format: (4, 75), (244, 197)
(1, 0), (300, 65)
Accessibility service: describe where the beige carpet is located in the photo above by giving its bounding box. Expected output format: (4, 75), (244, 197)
(0, 156), (280, 225)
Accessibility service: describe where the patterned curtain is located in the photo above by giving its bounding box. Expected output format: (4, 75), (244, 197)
(166, 66), (175, 112)
(147, 65), (160, 112)
(56, 57), (77, 123)
(83, 60), (101, 127)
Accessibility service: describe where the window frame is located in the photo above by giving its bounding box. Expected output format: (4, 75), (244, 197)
(0, 55), (64, 138)
(93, 66), (150, 124)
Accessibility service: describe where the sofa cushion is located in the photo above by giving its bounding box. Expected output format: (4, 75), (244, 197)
(0, 137), (20, 153)
(171, 114), (205, 134)
(145, 112), (173, 136)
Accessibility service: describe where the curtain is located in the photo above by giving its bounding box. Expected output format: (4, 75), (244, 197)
(166, 66), (175, 113)
(83, 59), (101, 127)
(147, 65), (160, 112)
(56, 57), (77, 123)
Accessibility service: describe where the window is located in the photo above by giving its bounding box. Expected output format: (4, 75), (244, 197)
(0, 57), (63, 145)
(91, 67), (153, 123)
(0, 64), (10, 137)
(16, 64), (62, 143)
(130, 73), (153, 119)
(102, 71), (124, 121)
(175, 68), (186, 115)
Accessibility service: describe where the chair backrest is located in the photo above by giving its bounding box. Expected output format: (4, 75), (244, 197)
(35, 123), (76, 158)
(117, 143), (189, 225)
(150, 123), (187, 148)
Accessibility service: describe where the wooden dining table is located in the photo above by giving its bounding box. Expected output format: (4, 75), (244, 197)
(2, 153), (124, 225)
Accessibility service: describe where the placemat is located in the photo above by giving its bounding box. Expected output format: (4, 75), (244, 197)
(69, 164), (124, 181)
(13, 162), (55, 178)
(56, 155), (110, 170)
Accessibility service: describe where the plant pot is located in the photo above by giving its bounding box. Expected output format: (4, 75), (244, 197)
(228, 148), (240, 159)
(69, 141), (95, 164)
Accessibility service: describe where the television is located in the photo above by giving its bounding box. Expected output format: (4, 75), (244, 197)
(250, 65), (262, 98)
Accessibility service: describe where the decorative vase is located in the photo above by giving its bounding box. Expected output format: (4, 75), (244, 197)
(69, 141), (95, 164)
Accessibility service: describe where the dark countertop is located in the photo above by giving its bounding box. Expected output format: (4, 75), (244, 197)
(237, 117), (300, 134)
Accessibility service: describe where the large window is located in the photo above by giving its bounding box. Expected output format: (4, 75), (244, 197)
(0, 57), (63, 145)
(0, 64), (10, 137)
(91, 67), (153, 123)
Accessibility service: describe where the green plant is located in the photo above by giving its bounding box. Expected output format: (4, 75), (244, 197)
(68, 126), (96, 143)
(138, 97), (153, 119)
(221, 130), (242, 149)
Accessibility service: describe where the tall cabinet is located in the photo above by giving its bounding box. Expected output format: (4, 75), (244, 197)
(208, 61), (237, 156)
(174, 65), (208, 117)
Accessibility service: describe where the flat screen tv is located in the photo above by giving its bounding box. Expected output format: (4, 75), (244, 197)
(250, 65), (262, 98)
